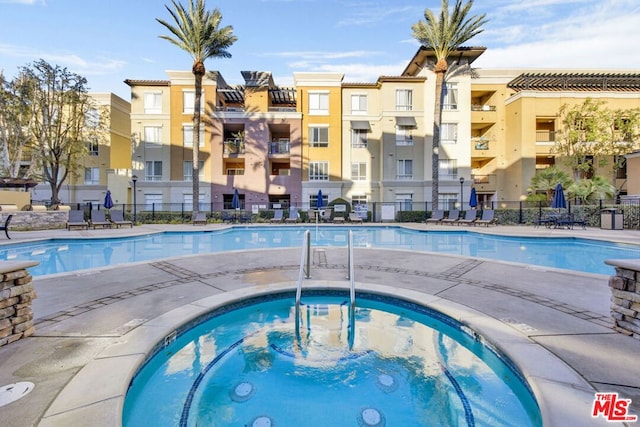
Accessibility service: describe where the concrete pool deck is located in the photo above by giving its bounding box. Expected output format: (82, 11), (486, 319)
(0, 222), (639, 426)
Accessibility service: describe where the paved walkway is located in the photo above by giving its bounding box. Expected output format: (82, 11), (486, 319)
(0, 223), (639, 426)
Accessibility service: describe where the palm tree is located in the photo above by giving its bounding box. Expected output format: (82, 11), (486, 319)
(157, 0), (237, 214)
(412, 0), (487, 210)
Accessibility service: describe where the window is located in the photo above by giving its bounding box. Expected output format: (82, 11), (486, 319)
(441, 123), (458, 144)
(309, 126), (329, 147)
(439, 159), (457, 179)
(443, 83), (458, 110)
(396, 193), (413, 211)
(183, 125), (205, 147)
(439, 193), (458, 210)
(396, 89), (412, 111)
(144, 91), (162, 114)
(85, 108), (100, 127)
(351, 94), (367, 115)
(144, 193), (162, 210)
(87, 138), (99, 156)
(144, 126), (162, 148)
(84, 167), (99, 185)
(183, 193), (205, 210)
(395, 126), (413, 146)
(145, 161), (163, 181)
(308, 92), (329, 115)
(311, 194), (328, 207)
(397, 160), (413, 180)
(183, 160), (205, 181)
(351, 162), (367, 181)
(351, 129), (368, 148)
(309, 161), (329, 181)
(183, 90), (204, 114)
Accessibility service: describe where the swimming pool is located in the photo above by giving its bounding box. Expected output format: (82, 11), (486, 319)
(123, 290), (542, 426)
(2, 226), (638, 276)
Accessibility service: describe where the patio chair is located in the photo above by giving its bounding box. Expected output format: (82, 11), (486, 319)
(285, 208), (300, 223)
(0, 214), (13, 239)
(221, 211), (235, 223)
(192, 212), (207, 226)
(333, 215), (345, 223)
(67, 210), (88, 230)
(90, 210), (112, 229)
(457, 210), (478, 226)
(109, 210), (133, 228)
(475, 210), (497, 227)
(441, 209), (461, 224)
(239, 211), (253, 223)
(348, 212), (363, 223)
(270, 209), (284, 223)
(426, 210), (444, 224)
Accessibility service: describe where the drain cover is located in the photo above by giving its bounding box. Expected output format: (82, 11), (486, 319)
(0, 382), (34, 407)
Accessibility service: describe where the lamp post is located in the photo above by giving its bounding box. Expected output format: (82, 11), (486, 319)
(459, 176), (465, 206)
(132, 175), (137, 224)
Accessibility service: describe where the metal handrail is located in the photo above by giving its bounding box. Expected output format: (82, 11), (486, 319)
(295, 229), (356, 350)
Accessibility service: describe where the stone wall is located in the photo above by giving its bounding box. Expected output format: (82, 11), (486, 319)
(0, 262), (38, 347)
(2, 211), (69, 231)
(606, 259), (640, 339)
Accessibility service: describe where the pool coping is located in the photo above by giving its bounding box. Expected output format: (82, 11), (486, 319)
(37, 281), (616, 427)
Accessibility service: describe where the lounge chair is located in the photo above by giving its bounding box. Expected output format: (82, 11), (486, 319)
(457, 210), (478, 226)
(90, 210), (112, 229)
(192, 212), (207, 226)
(441, 209), (460, 224)
(110, 210), (133, 228)
(67, 210), (88, 230)
(426, 210), (444, 224)
(0, 214), (13, 239)
(475, 210), (496, 227)
(270, 209), (284, 223)
(348, 212), (363, 223)
(285, 208), (300, 223)
(333, 215), (345, 223)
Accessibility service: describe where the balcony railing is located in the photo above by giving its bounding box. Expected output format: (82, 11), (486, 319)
(471, 104), (496, 111)
(269, 139), (290, 155)
(471, 137), (490, 150)
(223, 138), (245, 155)
(536, 130), (556, 144)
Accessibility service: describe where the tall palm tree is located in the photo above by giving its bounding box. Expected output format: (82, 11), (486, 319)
(157, 0), (237, 214)
(412, 0), (487, 210)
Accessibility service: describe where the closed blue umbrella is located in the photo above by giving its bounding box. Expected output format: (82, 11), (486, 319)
(231, 189), (240, 210)
(469, 187), (478, 209)
(552, 183), (566, 209)
(316, 189), (324, 209)
(104, 190), (114, 209)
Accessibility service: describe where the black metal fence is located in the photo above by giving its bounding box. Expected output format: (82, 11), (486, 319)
(65, 199), (640, 230)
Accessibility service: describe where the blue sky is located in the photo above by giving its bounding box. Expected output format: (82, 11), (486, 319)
(1, 0), (639, 99)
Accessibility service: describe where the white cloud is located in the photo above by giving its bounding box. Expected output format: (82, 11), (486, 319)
(261, 50), (383, 60)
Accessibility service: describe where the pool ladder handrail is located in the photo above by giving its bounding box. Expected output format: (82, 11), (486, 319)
(295, 229), (356, 350)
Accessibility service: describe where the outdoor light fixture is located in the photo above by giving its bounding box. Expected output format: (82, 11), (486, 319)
(459, 176), (465, 204)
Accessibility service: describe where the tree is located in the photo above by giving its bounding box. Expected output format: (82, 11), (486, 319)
(412, 0), (487, 210)
(567, 176), (615, 204)
(527, 166), (572, 202)
(0, 71), (37, 178)
(19, 60), (96, 205)
(157, 0), (237, 214)
(554, 98), (640, 188)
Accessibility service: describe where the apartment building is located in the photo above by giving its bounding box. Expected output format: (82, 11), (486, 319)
(126, 70), (302, 212)
(469, 69), (640, 204)
(294, 72), (343, 208)
(116, 49), (638, 216)
(31, 92), (131, 206)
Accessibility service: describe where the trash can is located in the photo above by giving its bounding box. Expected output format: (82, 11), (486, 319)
(600, 208), (623, 230)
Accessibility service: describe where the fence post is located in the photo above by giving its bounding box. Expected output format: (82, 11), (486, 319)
(519, 201), (523, 224)
(152, 203), (156, 221)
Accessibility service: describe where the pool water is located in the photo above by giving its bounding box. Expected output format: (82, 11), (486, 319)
(123, 292), (542, 427)
(1, 226), (638, 276)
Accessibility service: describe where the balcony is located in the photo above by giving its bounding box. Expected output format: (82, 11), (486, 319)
(223, 139), (245, 156)
(471, 105), (497, 127)
(536, 130), (556, 144)
(269, 139), (290, 155)
(471, 174), (497, 192)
